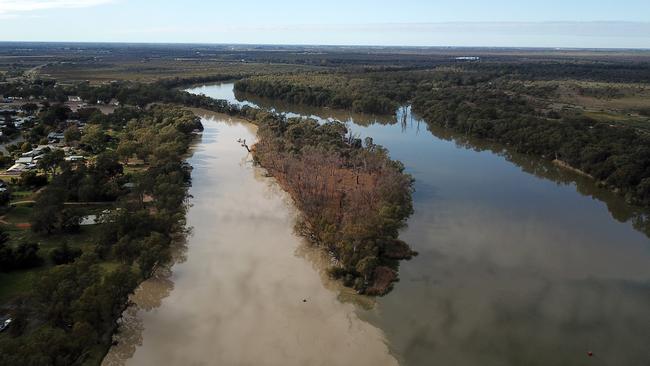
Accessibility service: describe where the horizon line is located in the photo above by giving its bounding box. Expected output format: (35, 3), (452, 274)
(0, 40), (649, 52)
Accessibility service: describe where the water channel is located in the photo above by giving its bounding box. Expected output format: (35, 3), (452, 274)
(104, 83), (650, 366)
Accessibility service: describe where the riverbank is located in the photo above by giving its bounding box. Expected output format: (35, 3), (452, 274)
(173, 90), (417, 294)
(232, 68), (650, 209)
(0, 105), (202, 364)
(102, 114), (400, 366)
(185, 82), (650, 366)
(552, 159), (595, 179)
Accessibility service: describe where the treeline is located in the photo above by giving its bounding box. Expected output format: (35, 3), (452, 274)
(231, 60), (650, 114)
(1, 75), (239, 107)
(412, 86), (650, 206)
(0, 79), (69, 102)
(230, 64), (650, 208)
(229, 69), (500, 113)
(251, 114), (415, 295)
(0, 106), (201, 365)
(155, 74), (243, 89)
(460, 61), (650, 83)
(233, 74), (410, 115)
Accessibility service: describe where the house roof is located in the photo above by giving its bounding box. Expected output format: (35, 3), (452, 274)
(15, 157), (33, 164)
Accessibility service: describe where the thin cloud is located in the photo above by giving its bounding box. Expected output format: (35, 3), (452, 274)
(113, 21), (650, 39)
(236, 21), (650, 38)
(0, 0), (114, 16)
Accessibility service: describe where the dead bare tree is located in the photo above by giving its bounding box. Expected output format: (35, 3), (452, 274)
(237, 138), (251, 152)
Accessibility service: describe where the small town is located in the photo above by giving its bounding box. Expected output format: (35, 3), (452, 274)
(0, 74), (204, 366)
(0, 94), (120, 192)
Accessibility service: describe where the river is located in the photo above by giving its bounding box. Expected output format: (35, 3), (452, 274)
(105, 83), (650, 366)
(102, 114), (398, 366)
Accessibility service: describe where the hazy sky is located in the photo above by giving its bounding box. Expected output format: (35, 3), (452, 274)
(1, 0), (649, 48)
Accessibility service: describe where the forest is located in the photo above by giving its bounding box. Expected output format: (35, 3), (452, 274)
(411, 86), (650, 206)
(0, 105), (202, 364)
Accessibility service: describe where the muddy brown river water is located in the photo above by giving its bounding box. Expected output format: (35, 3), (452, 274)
(104, 83), (650, 366)
(103, 116), (398, 366)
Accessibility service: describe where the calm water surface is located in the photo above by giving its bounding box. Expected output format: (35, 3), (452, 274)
(103, 116), (398, 366)
(106, 83), (650, 366)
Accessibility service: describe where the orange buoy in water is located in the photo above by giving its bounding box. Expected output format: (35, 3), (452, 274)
(587, 351), (594, 357)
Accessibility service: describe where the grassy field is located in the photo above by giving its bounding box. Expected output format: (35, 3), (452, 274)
(537, 80), (650, 132)
(0, 223), (106, 304)
(0, 267), (48, 304)
(0, 190), (115, 306)
(39, 60), (323, 84)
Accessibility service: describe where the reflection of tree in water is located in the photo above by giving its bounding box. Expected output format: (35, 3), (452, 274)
(293, 233), (378, 310)
(397, 106), (424, 134)
(102, 237), (189, 365)
(249, 156), (379, 310)
(101, 306), (144, 366)
(131, 268), (176, 311)
(233, 92), (650, 239)
(234, 90), (398, 127)
(230, 87), (650, 239)
(424, 119), (650, 239)
(388, 259), (650, 366)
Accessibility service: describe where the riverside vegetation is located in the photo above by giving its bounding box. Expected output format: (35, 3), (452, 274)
(0, 101), (202, 364)
(2, 78), (417, 294)
(2, 51), (649, 362)
(0, 74), (415, 363)
(3, 43), (650, 366)
(232, 61), (650, 208)
(252, 117), (415, 295)
(163, 83), (417, 294)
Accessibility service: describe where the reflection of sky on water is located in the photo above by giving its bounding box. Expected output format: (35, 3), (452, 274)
(104, 116), (398, 366)
(186, 83), (650, 366)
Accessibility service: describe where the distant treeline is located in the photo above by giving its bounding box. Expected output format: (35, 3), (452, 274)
(230, 59), (650, 112)
(225, 64), (650, 207)
(0, 74), (242, 105)
(234, 75), (402, 115)
(0, 79), (68, 102)
(170, 71), (650, 208)
(462, 61), (650, 83)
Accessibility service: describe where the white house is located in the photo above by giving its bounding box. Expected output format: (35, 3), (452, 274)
(15, 157), (34, 164)
(6, 163), (28, 174)
(64, 155), (85, 162)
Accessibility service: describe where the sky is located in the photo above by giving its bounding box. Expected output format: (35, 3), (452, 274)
(0, 0), (649, 48)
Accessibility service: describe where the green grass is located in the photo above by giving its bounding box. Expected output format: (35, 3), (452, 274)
(3, 205), (33, 225)
(4, 222), (102, 256)
(41, 60), (322, 84)
(583, 110), (632, 122)
(10, 189), (35, 202)
(0, 266), (48, 304)
(582, 110), (650, 133)
(123, 165), (147, 174)
(97, 261), (123, 273)
(0, 211), (106, 306)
